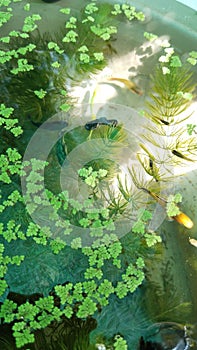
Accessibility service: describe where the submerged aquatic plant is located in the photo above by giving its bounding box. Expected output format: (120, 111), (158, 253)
(57, 122), (127, 181)
(0, 1), (144, 127)
(137, 46), (197, 179)
(1, 2), (196, 349)
(0, 145), (159, 348)
(145, 66), (195, 127)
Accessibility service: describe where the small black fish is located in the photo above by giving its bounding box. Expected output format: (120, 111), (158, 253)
(149, 158), (153, 169)
(152, 116), (170, 125)
(85, 117), (118, 131)
(160, 119), (170, 125)
(172, 149), (194, 162)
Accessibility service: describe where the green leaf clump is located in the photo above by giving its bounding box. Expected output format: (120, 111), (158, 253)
(113, 335), (128, 350)
(166, 193), (182, 217)
(0, 2), (172, 349)
(0, 104), (23, 136)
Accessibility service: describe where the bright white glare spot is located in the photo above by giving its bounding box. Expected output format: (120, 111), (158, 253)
(69, 35), (170, 107)
(96, 344), (106, 350)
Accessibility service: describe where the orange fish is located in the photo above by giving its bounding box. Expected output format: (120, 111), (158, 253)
(108, 77), (143, 95)
(140, 187), (193, 229)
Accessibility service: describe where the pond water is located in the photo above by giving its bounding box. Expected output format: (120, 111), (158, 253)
(0, 0), (197, 349)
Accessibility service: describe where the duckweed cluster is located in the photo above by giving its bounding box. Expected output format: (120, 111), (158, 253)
(0, 0), (197, 349)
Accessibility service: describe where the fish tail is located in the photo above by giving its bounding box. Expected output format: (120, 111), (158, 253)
(172, 212), (194, 229)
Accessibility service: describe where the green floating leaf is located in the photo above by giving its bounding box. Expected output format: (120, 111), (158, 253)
(60, 103), (71, 112)
(0, 280), (7, 298)
(7, 148), (21, 162)
(62, 30), (78, 43)
(115, 281), (128, 298)
(0, 36), (10, 43)
(17, 302), (38, 321)
(98, 279), (114, 297)
(189, 51), (197, 58)
(187, 123), (196, 135)
(9, 30), (19, 37)
(132, 220), (145, 234)
(65, 16), (77, 29)
(166, 201), (180, 217)
(140, 209), (152, 222)
(11, 58), (34, 74)
(173, 193), (182, 203)
(79, 53), (90, 63)
(187, 57), (197, 66)
(63, 306), (73, 318)
(144, 232), (162, 247)
(71, 237), (82, 249)
(144, 32), (158, 41)
(85, 2), (98, 15)
(0, 104), (14, 118)
(51, 61), (60, 68)
(24, 3), (30, 11)
(177, 91), (193, 100)
(34, 89), (47, 99)
(111, 4), (122, 15)
(13, 327), (35, 348)
(50, 239), (66, 254)
(170, 55), (182, 67)
(162, 66), (170, 75)
(35, 296), (54, 312)
(114, 335), (128, 350)
(0, 299), (17, 322)
(22, 14), (42, 33)
(93, 52), (104, 61)
(78, 45), (89, 53)
(60, 8), (70, 15)
(77, 297), (97, 318)
(11, 126), (23, 136)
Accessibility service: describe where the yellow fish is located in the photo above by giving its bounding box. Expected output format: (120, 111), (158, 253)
(140, 187), (193, 229)
(108, 77), (143, 95)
